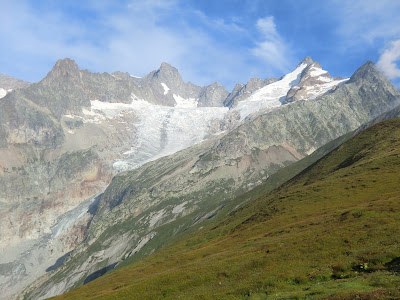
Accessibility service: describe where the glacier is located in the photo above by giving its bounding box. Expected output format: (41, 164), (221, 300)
(79, 62), (348, 172)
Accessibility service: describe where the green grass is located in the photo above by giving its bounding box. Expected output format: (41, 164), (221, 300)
(53, 118), (400, 299)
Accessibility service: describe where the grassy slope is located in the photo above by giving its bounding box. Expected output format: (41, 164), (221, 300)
(53, 118), (400, 299)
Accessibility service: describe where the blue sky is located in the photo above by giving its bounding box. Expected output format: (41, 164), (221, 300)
(1, 0), (400, 90)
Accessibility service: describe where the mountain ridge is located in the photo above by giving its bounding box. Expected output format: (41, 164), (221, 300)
(17, 59), (400, 299)
(1, 57), (399, 299)
(52, 116), (400, 300)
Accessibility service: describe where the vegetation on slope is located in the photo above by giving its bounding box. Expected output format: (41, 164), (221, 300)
(54, 118), (400, 299)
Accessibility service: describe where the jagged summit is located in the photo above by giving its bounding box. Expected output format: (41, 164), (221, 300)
(298, 56), (313, 66)
(159, 62), (176, 70)
(349, 61), (382, 83)
(43, 58), (81, 83)
(152, 62), (181, 80)
(52, 58), (80, 74)
(54, 58), (79, 69)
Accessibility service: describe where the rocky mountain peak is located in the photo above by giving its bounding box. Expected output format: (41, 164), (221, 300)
(246, 77), (264, 89)
(298, 56), (313, 66)
(310, 61), (322, 69)
(284, 59), (348, 103)
(198, 82), (228, 107)
(54, 57), (79, 69)
(153, 62), (182, 81)
(348, 61), (381, 83)
(300, 61), (329, 79)
(43, 58), (81, 83)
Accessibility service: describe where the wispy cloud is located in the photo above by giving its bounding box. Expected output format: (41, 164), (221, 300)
(333, 0), (400, 46)
(251, 16), (291, 73)
(377, 40), (400, 80)
(0, 1), (296, 89)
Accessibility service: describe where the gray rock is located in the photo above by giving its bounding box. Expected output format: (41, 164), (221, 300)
(0, 73), (30, 90)
(223, 77), (278, 108)
(198, 82), (229, 107)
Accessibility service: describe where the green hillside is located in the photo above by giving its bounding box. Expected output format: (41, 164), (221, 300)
(53, 118), (400, 299)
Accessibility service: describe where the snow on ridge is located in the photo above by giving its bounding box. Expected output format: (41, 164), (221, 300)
(315, 76), (333, 83)
(161, 83), (170, 95)
(307, 78), (349, 100)
(234, 63), (308, 120)
(173, 94), (198, 108)
(74, 60), (346, 172)
(130, 75), (142, 78)
(0, 88), (7, 99)
(309, 67), (327, 77)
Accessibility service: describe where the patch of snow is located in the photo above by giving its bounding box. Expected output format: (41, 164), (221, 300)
(172, 202), (187, 214)
(173, 94), (198, 108)
(306, 147), (317, 155)
(82, 106), (106, 124)
(130, 75), (142, 78)
(234, 63), (308, 120)
(149, 209), (166, 228)
(161, 83), (170, 95)
(309, 67), (327, 77)
(315, 75), (333, 83)
(307, 78), (349, 100)
(0, 88), (7, 99)
(129, 232), (156, 256)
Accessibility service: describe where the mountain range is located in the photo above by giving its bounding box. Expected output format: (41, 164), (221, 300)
(53, 116), (400, 299)
(0, 56), (399, 299)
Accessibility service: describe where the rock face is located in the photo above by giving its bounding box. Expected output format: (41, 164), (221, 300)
(198, 82), (229, 107)
(223, 77), (277, 108)
(18, 60), (400, 300)
(0, 59), (233, 299)
(284, 58), (347, 103)
(0, 73), (30, 99)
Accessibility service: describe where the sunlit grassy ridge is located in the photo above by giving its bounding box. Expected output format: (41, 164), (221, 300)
(53, 118), (400, 299)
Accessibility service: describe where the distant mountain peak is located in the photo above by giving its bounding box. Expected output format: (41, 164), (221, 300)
(44, 58), (80, 82)
(159, 62), (175, 70)
(53, 58), (80, 73)
(149, 62), (183, 84)
(349, 61), (381, 83)
(298, 56), (313, 66)
(156, 62), (179, 75)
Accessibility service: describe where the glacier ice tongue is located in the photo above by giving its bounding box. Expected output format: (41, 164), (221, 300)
(81, 96), (227, 171)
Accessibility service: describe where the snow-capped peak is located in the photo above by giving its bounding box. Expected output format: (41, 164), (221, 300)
(285, 62), (349, 102)
(233, 63), (308, 120)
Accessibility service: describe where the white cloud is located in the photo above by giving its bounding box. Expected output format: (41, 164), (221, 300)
(0, 1), (295, 89)
(251, 16), (291, 73)
(256, 17), (278, 38)
(333, 0), (400, 46)
(377, 40), (400, 80)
